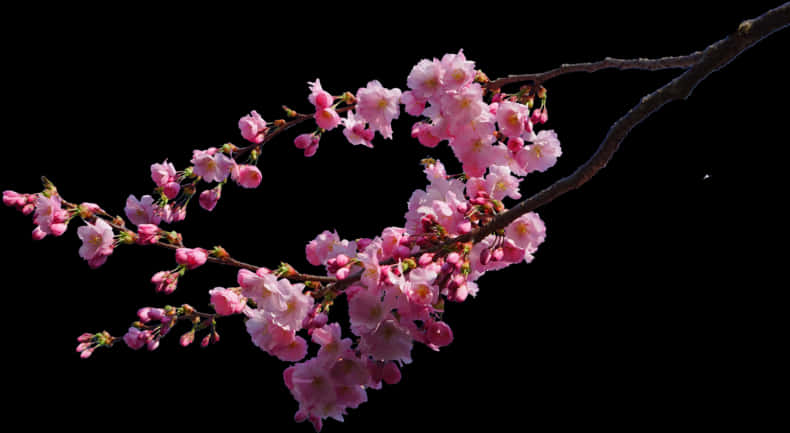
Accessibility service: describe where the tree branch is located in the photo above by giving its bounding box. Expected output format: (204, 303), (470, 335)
(457, 2), (790, 246)
(485, 53), (703, 90)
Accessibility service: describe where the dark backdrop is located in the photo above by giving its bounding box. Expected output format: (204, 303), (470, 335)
(1, 3), (785, 431)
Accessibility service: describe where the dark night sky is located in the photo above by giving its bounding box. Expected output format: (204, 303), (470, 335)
(1, 3), (786, 431)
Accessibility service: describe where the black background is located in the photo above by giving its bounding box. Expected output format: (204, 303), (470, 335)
(1, 3), (786, 431)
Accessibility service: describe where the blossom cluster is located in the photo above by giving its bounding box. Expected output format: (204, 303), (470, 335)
(2, 49), (563, 432)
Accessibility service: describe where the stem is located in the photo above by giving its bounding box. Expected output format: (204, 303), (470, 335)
(485, 54), (703, 90)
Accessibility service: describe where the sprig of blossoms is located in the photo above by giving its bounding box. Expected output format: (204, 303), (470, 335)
(4, 49), (564, 432)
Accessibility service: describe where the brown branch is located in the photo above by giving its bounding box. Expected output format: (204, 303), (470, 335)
(456, 2), (790, 246)
(485, 54), (704, 90)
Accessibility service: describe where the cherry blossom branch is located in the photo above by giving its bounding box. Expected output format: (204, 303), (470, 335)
(329, 2), (790, 293)
(235, 102), (357, 159)
(56, 193), (338, 284)
(484, 54), (703, 90)
(459, 2), (790, 246)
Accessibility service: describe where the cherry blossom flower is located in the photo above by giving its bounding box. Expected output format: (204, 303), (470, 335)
(232, 164), (262, 189)
(124, 194), (161, 226)
(191, 148), (236, 183)
(305, 230), (357, 267)
(175, 247), (208, 270)
(355, 80), (402, 139)
(358, 318), (413, 363)
(519, 130), (562, 173)
(150, 159), (177, 187)
(135, 224), (160, 245)
(406, 57), (444, 100)
(239, 110), (267, 144)
(505, 212), (547, 252)
(33, 193), (69, 237)
(237, 268), (287, 312)
(209, 287), (247, 316)
(308, 79), (334, 109)
(198, 186), (221, 211)
(439, 49), (476, 91)
(77, 218), (114, 268)
(496, 101), (530, 139)
(341, 111), (375, 148)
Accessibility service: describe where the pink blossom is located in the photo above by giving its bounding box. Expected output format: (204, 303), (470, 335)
(137, 307), (166, 323)
(198, 186), (221, 211)
(270, 279), (313, 331)
(124, 194), (161, 226)
(380, 227), (407, 260)
(303, 135), (320, 157)
(496, 101), (530, 138)
(287, 358), (340, 423)
(315, 107), (341, 130)
(341, 111), (374, 148)
(77, 218), (114, 268)
(531, 106), (548, 124)
(406, 57), (444, 100)
(162, 182), (181, 200)
(358, 318), (413, 363)
(400, 90), (426, 116)
(440, 83), (486, 128)
(209, 287), (247, 316)
(411, 122), (442, 148)
(439, 49), (476, 91)
(348, 288), (391, 335)
(484, 165), (522, 201)
(123, 327), (149, 350)
(519, 130), (562, 173)
(308, 79), (334, 109)
(507, 136), (525, 153)
(425, 320), (454, 348)
(311, 322), (354, 362)
(305, 230), (357, 267)
(175, 247), (208, 270)
(150, 160), (177, 187)
(355, 80), (402, 139)
(151, 270), (179, 294)
(380, 361), (401, 385)
(232, 164), (262, 189)
(505, 212), (547, 252)
(329, 356), (370, 387)
(157, 203), (187, 223)
(294, 133), (319, 149)
(273, 336), (308, 362)
(237, 268), (288, 312)
(245, 310), (307, 362)
(191, 149), (236, 183)
(403, 267), (439, 307)
(450, 133), (497, 178)
(238, 110), (268, 144)
(3, 190), (29, 209)
(135, 224), (160, 245)
(33, 193), (69, 236)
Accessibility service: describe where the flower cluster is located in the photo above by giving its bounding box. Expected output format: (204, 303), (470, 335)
(294, 78), (401, 156)
(3, 49), (564, 432)
(405, 50), (560, 178)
